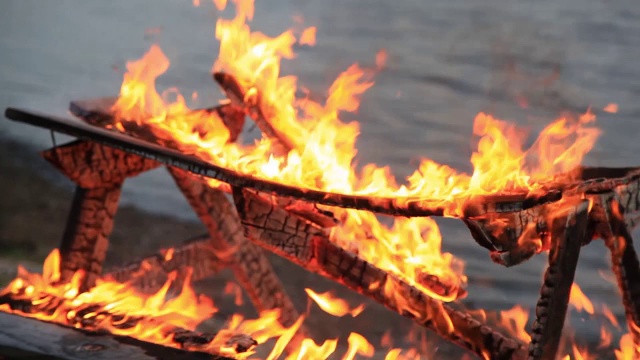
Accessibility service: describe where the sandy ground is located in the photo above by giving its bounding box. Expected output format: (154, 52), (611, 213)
(0, 138), (467, 359)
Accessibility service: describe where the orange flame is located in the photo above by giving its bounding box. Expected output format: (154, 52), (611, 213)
(305, 288), (365, 317)
(101, 1), (608, 357)
(569, 284), (595, 315)
(498, 305), (531, 343)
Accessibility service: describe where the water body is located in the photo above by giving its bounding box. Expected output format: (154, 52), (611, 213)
(2, 0), (640, 346)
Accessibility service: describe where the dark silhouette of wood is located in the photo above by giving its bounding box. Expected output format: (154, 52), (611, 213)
(0, 312), (235, 360)
(104, 234), (223, 293)
(0, 297), (256, 358)
(232, 188), (527, 360)
(527, 200), (590, 360)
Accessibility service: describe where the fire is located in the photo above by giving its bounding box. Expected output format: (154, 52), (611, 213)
(305, 288), (365, 317)
(569, 284), (595, 315)
(0, 250), (235, 355)
(94, 0), (609, 357)
(498, 305), (531, 343)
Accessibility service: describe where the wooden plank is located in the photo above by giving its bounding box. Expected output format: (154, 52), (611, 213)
(603, 199), (640, 357)
(6, 106), (562, 218)
(527, 200), (590, 360)
(0, 312), (231, 360)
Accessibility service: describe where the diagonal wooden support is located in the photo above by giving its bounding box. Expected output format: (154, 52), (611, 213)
(105, 234), (223, 293)
(527, 199), (590, 360)
(168, 168), (301, 329)
(232, 187), (527, 360)
(601, 200), (640, 356)
(41, 140), (159, 289)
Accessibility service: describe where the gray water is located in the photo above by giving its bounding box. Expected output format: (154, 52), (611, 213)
(2, 0), (640, 348)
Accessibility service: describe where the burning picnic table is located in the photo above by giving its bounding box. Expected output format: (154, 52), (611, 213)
(1, 1), (639, 359)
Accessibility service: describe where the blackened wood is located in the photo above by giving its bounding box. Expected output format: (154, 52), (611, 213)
(603, 200), (640, 356)
(527, 200), (590, 360)
(59, 185), (121, 290)
(233, 188), (527, 360)
(0, 312), (232, 360)
(0, 295), (256, 355)
(41, 140), (159, 188)
(169, 168), (301, 329)
(104, 234), (223, 293)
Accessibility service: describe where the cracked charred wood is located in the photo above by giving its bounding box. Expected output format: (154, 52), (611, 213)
(41, 140), (160, 187)
(0, 312), (238, 360)
(527, 200), (590, 360)
(0, 295), (255, 357)
(105, 235), (223, 293)
(598, 199), (640, 356)
(168, 168), (301, 329)
(70, 98), (246, 144)
(232, 188), (527, 360)
(59, 186), (121, 290)
(41, 141), (159, 290)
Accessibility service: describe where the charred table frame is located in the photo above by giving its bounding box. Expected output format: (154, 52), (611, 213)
(3, 90), (640, 360)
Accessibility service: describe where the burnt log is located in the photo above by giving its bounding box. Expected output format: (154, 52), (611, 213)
(168, 168), (301, 329)
(232, 188), (527, 360)
(527, 199), (590, 360)
(0, 311), (235, 360)
(104, 234), (223, 293)
(0, 295), (255, 357)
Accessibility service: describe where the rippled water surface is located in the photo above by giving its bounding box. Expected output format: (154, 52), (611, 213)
(2, 0), (640, 345)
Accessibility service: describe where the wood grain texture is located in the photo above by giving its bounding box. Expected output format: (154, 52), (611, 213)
(42, 140), (159, 188)
(527, 200), (590, 360)
(59, 185), (121, 290)
(169, 168), (301, 329)
(233, 188), (527, 360)
(105, 235), (223, 293)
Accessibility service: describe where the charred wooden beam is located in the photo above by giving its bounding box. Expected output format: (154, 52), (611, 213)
(527, 200), (590, 360)
(0, 311), (234, 360)
(599, 200), (640, 356)
(168, 168), (301, 329)
(57, 186), (120, 290)
(40, 140), (159, 290)
(67, 102), (562, 217)
(104, 234), (223, 293)
(232, 188), (527, 360)
(0, 296), (255, 358)
(41, 140), (160, 187)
